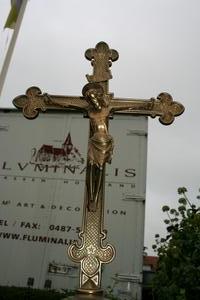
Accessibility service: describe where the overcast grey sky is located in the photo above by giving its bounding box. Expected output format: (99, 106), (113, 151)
(0, 0), (200, 255)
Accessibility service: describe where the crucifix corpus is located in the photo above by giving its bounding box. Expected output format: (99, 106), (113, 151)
(13, 42), (184, 295)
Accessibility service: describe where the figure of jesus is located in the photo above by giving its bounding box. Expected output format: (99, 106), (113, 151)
(82, 83), (114, 212)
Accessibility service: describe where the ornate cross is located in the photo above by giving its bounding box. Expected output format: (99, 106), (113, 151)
(13, 42), (184, 294)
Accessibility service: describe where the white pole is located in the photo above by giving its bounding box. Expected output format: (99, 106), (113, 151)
(0, 0), (28, 96)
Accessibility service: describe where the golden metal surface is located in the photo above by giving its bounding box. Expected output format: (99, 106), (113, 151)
(65, 294), (109, 300)
(85, 41), (118, 83)
(13, 41), (184, 294)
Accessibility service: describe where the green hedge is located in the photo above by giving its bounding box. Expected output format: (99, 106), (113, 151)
(0, 286), (75, 300)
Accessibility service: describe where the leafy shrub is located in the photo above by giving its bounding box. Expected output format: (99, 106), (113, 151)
(152, 188), (200, 300)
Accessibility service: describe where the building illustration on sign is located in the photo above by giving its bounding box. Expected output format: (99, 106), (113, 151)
(30, 133), (85, 166)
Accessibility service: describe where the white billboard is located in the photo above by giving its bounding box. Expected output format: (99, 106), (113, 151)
(0, 110), (147, 298)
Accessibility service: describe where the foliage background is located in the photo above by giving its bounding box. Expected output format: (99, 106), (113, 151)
(152, 188), (200, 300)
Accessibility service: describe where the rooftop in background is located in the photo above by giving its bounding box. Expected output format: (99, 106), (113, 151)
(143, 256), (158, 272)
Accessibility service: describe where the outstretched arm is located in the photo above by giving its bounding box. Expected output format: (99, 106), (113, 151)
(110, 93), (184, 125)
(13, 86), (88, 119)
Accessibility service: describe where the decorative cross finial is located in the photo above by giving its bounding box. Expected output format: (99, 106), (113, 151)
(85, 41), (119, 83)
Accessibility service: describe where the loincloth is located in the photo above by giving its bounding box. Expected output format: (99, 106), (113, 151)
(88, 132), (114, 167)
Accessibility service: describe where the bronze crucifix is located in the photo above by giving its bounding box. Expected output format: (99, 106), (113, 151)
(13, 42), (184, 294)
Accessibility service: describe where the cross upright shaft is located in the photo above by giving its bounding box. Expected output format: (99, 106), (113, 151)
(13, 42), (184, 294)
